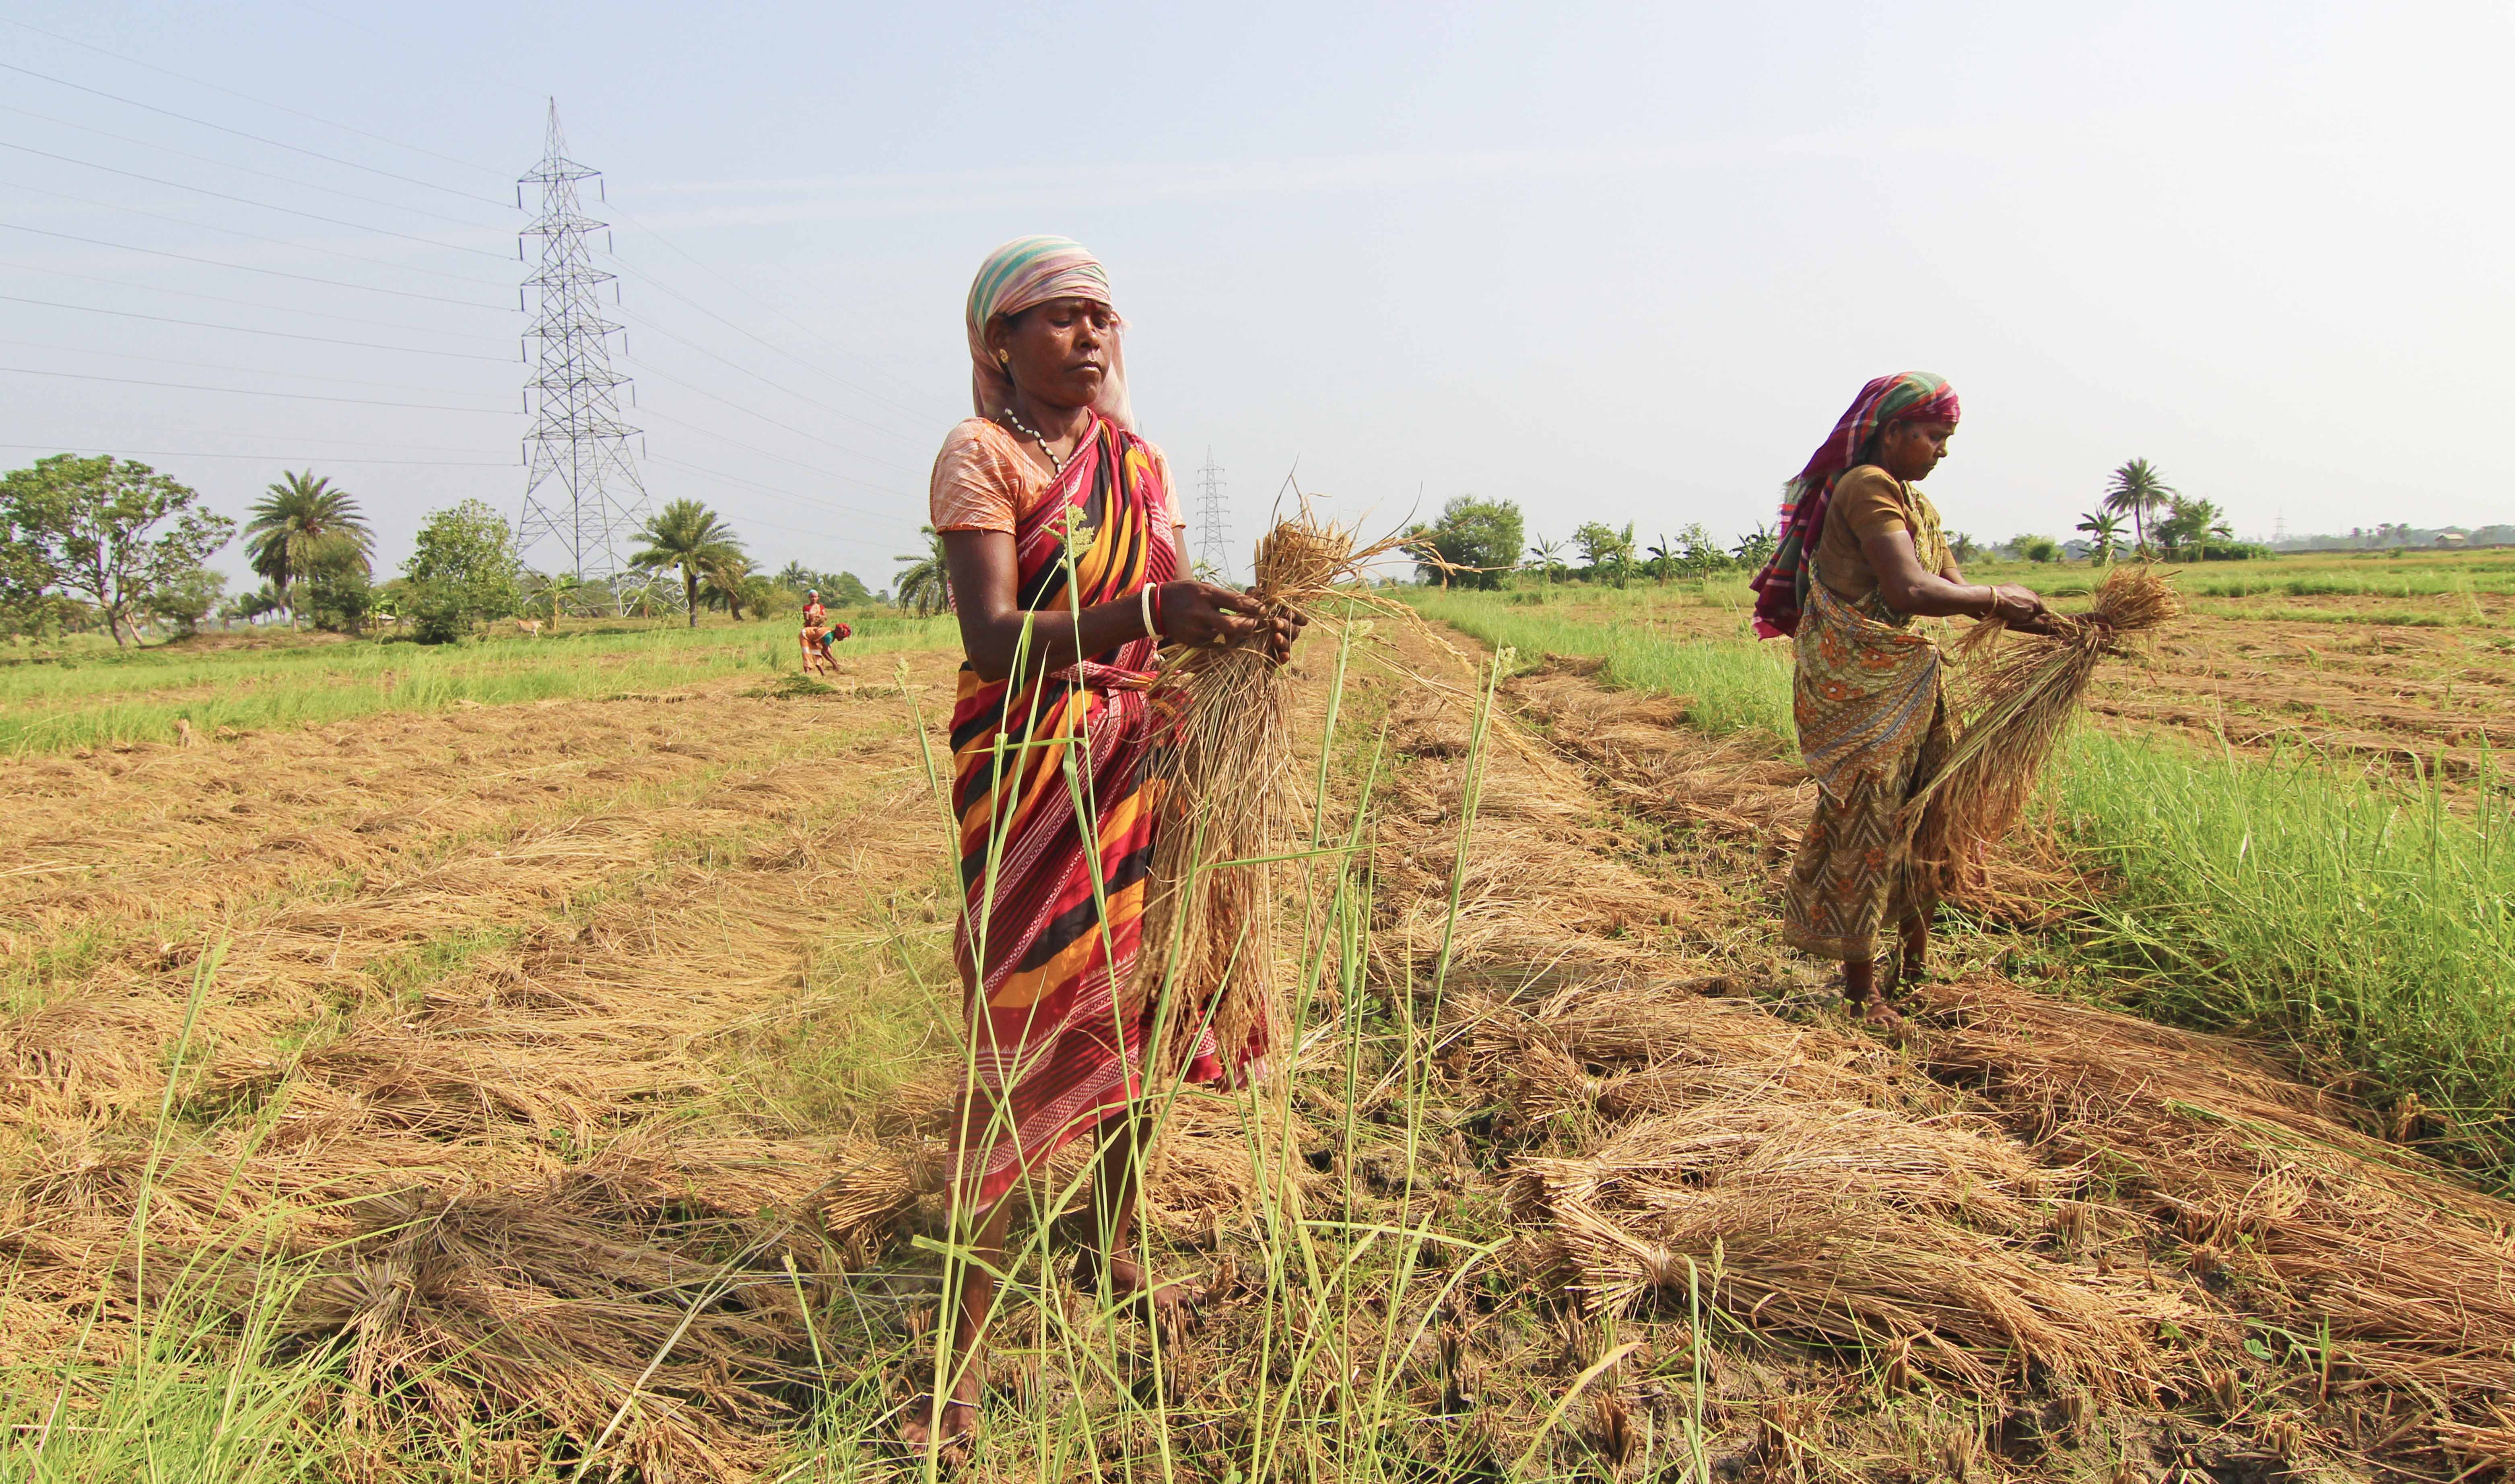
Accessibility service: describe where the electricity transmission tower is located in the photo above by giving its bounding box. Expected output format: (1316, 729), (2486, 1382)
(1195, 451), (1232, 583)
(516, 101), (670, 615)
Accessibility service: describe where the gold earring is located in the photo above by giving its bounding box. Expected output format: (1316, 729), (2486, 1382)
(996, 350), (1010, 367)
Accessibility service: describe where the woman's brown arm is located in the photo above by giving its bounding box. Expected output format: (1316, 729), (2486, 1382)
(941, 529), (1283, 685)
(1861, 529), (2047, 627)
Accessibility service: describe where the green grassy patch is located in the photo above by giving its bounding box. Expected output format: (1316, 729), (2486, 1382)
(0, 613), (958, 754)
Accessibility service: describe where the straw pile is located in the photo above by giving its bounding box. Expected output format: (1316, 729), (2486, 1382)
(1917, 977), (2515, 1468)
(1907, 563), (2183, 902)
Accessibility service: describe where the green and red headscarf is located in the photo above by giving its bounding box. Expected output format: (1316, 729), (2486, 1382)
(1748, 372), (1961, 638)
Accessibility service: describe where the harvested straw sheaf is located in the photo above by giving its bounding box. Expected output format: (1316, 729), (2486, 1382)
(1132, 510), (1415, 1074)
(1909, 564), (2183, 903)
(1919, 977), (2515, 1462)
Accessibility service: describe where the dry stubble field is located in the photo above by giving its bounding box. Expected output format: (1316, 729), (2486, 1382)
(2, 587), (2511, 1484)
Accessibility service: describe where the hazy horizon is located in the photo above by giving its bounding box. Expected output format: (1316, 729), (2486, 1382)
(3, 2), (2507, 593)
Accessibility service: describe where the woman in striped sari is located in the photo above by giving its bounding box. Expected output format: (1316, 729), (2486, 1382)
(1749, 373), (2050, 1027)
(905, 236), (1290, 1450)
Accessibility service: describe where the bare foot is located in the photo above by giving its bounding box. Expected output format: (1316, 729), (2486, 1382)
(896, 1369), (980, 1459)
(1856, 995), (1909, 1042)
(1075, 1250), (1206, 1336)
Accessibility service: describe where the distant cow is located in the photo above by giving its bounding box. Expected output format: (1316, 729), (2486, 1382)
(515, 617), (544, 639)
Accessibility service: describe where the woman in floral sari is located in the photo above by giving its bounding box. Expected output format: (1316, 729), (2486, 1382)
(1748, 373), (2049, 1026)
(905, 236), (1290, 1450)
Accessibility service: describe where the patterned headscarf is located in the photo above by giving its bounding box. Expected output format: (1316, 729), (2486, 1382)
(1747, 372), (1962, 638)
(965, 235), (1135, 432)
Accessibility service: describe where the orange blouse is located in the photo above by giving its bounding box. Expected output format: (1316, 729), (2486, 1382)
(928, 417), (1183, 536)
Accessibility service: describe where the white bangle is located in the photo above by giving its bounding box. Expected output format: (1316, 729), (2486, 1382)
(1140, 583), (1161, 639)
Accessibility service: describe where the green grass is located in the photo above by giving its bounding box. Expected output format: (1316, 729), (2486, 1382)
(1402, 587), (2515, 1186)
(2054, 732), (2515, 1174)
(0, 611), (958, 754)
(1411, 587), (1795, 745)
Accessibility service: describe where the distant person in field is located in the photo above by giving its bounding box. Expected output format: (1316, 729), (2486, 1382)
(1748, 373), (2051, 1029)
(798, 589), (845, 675)
(901, 235), (1293, 1453)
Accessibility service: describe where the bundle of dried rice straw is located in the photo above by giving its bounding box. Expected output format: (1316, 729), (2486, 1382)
(1128, 505), (1416, 1080)
(1906, 563), (2183, 902)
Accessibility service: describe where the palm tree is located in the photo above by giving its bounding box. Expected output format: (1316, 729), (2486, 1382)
(893, 526), (951, 617)
(2103, 459), (2176, 558)
(1526, 535), (1569, 599)
(1644, 534), (1676, 586)
(242, 470), (372, 625)
(2074, 509), (2126, 565)
(698, 552), (760, 619)
(628, 499), (745, 628)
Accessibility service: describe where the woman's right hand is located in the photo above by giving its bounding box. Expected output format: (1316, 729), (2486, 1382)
(1985, 583), (2047, 627)
(1157, 581), (1267, 650)
(1156, 581), (1305, 664)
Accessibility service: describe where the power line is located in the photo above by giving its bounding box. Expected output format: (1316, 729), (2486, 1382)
(0, 440), (513, 467)
(0, 103), (506, 229)
(603, 208), (937, 420)
(0, 138), (513, 260)
(0, 363), (517, 413)
(608, 301), (924, 449)
(645, 453), (920, 532)
(0, 268), (519, 346)
(622, 352), (917, 472)
(2, 175), (516, 287)
(30, 423), (515, 456)
(0, 58), (515, 208)
(602, 253), (930, 441)
(0, 15), (517, 177)
(635, 405), (909, 496)
(0, 219), (513, 309)
(0, 335), (508, 399)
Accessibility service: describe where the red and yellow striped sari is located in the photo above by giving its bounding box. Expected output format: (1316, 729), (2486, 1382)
(944, 416), (1225, 1208)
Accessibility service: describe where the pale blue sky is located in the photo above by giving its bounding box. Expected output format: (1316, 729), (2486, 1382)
(3, 2), (2508, 590)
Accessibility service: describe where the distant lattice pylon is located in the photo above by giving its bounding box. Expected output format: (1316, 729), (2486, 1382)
(1195, 450), (1232, 583)
(516, 100), (670, 616)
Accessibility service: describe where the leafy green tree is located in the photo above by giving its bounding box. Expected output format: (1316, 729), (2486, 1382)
(0, 502), (66, 638)
(1674, 522), (1730, 577)
(145, 564), (227, 637)
(243, 470), (372, 625)
(1408, 496), (1523, 590)
(221, 583), (284, 627)
(2012, 534), (2060, 563)
(2074, 509), (2125, 564)
(824, 571), (873, 606)
(302, 565), (377, 634)
(893, 526), (952, 616)
(1946, 531), (1982, 565)
(0, 454), (234, 647)
(629, 499), (744, 628)
(1573, 520), (1636, 585)
(2103, 459), (2176, 557)
(2153, 494), (2233, 555)
(402, 499), (523, 643)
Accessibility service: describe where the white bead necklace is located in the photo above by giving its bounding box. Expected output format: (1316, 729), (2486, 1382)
(1000, 408), (1066, 477)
